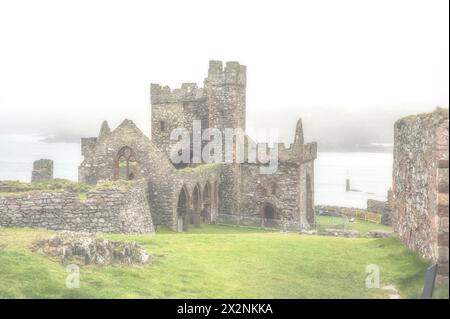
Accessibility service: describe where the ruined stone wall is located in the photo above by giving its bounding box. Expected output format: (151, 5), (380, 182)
(299, 159), (315, 226)
(0, 181), (154, 234)
(437, 159), (449, 282)
(239, 135), (316, 229)
(79, 119), (174, 184)
(148, 164), (222, 230)
(31, 159), (53, 183)
(392, 108), (448, 282)
(241, 162), (304, 227)
(78, 118), (224, 231)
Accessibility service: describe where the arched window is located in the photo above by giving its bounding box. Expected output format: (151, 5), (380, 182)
(115, 146), (138, 180)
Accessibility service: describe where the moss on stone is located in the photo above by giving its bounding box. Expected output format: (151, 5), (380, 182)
(396, 107), (449, 126)
(0, 189), (67, 198)
(0, 179), (92, 193)
(78, 192), (88, 202)
(92, 180), (136, 191)
(179, 163), (221, 173)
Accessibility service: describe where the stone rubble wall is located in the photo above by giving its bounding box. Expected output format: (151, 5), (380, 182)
(392, 108), (448, 283)
(437, 159), (449, 283)
(0, 181), (154, 234)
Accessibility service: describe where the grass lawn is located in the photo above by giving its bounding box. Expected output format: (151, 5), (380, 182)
(0, 225), (440, 299)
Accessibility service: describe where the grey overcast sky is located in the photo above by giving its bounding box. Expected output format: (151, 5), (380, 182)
(0, 0), (448, 148)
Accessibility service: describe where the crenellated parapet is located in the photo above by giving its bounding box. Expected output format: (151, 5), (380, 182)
(206, 60), (246, 87)
(151, 83), (206, 104)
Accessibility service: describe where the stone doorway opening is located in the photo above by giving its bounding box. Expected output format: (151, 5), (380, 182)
(202, 182), (211, 223)
(263, 203), (276, 220)
(177, 186), (189, 231)
(191, 184), (201, 226)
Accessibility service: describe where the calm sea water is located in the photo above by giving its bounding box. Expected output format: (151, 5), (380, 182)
(0, 135), (392, 208)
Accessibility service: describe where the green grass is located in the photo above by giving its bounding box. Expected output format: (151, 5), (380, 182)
(433, 283), (449, 299)
(77, 192), (88, 202)
(179, 163), (222, 173)
(315, 215), (393, 236)
(0, 179), (92, 193)
(0, 225), (436, 299)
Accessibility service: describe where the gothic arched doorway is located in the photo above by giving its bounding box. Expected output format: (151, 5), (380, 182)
(191, 184), (201, 225)
(177, 186), (189, 231)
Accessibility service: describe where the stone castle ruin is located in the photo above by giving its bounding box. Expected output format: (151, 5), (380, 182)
(78, 61), (317, 231)
(0, 61), (448, 287)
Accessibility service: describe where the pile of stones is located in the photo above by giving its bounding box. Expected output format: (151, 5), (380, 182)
(319, 229), (360, 238)
(32, 231), (151, 266)
(367, 230), (393, 238)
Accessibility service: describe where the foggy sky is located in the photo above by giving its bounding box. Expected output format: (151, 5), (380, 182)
(0, 0), (448, 149)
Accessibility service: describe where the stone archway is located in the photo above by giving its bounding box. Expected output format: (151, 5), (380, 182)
(306, 174), (314, 226)
(202, 182), (212, 223)
(115, 146), (138, 180)
(191, 184), (201, 226)
(177, 186), (190, 231)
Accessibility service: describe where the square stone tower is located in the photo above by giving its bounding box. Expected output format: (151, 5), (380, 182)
(31, 159), (54, 183)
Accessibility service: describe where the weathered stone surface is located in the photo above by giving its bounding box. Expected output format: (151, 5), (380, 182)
(367, 230), (393, 238)
(319, 229), (360, 238)
(392, 107), (449, 283)
(32, 231), (151, 266)
(31, 159), (53, 183)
